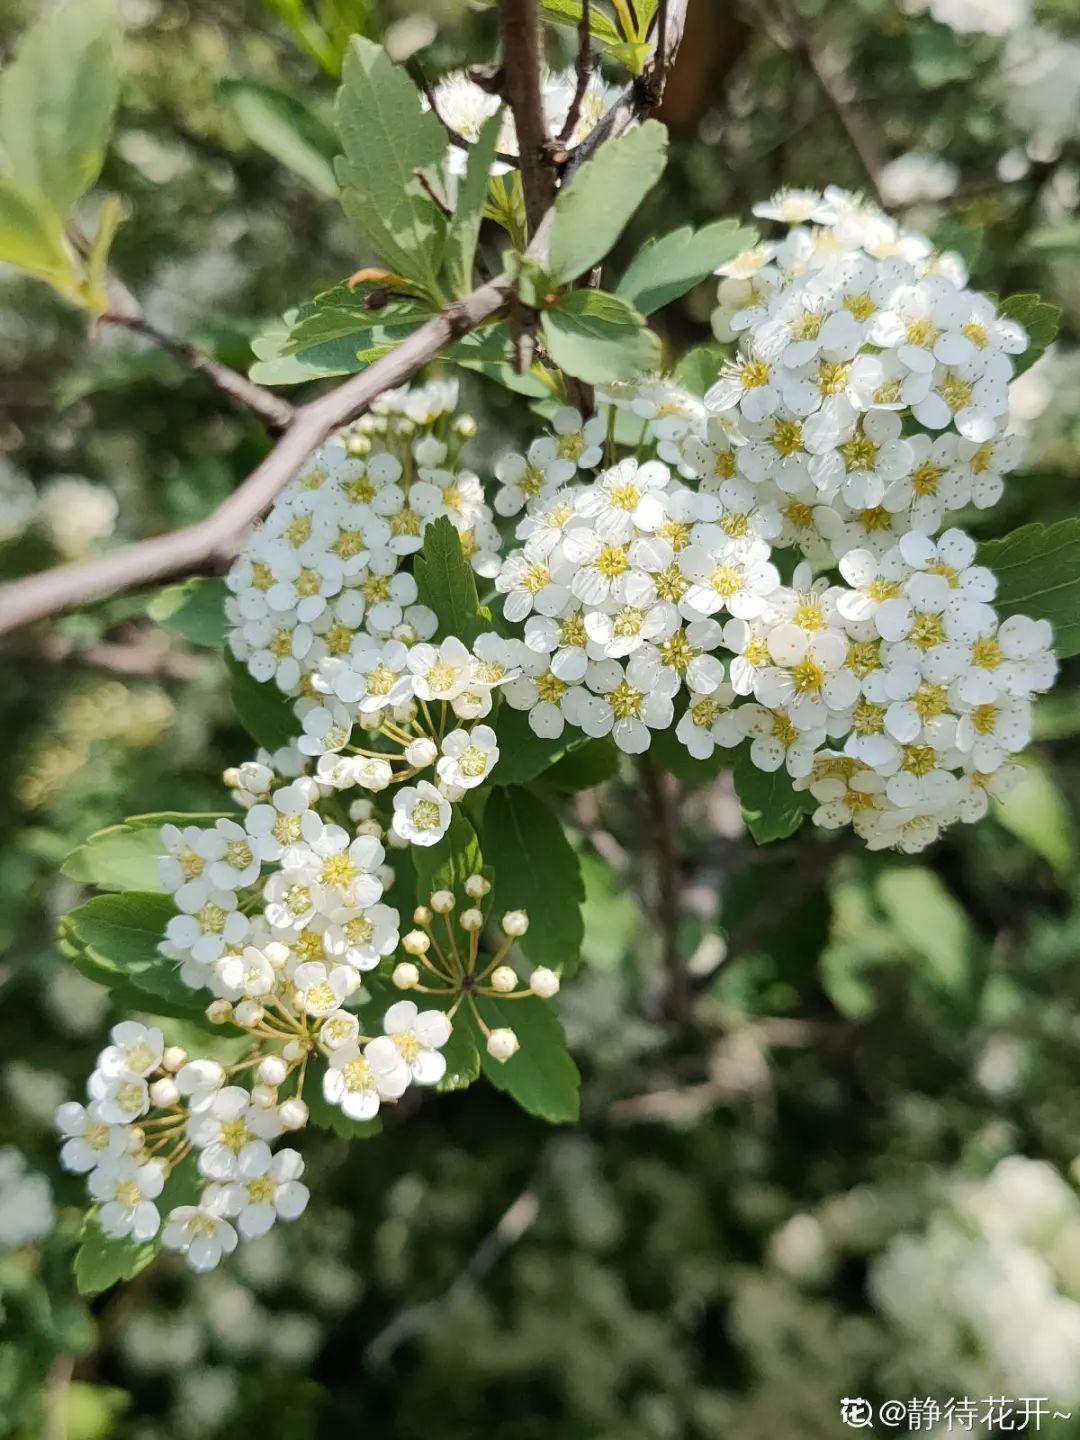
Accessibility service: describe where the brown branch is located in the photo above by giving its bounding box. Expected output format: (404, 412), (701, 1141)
(640, 756), (688, 1024)
(499, 0), (555, 236)
(100, 311), (295, 434)
(0, 2), (690, 639)
(555, 0), (593, 148)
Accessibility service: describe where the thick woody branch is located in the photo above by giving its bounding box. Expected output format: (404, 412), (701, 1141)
(555, 0), (592, 148)
(499, 0), (555, 236)
(100, 312), (295, 434)
(0, 0), (690, 639)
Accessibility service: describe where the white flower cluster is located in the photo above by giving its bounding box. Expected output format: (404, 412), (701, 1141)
(226, 377), (499, 695)
(493, 185), (1057, 852)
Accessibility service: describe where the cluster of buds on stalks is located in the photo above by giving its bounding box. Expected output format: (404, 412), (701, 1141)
(392, 879), (557, 1062)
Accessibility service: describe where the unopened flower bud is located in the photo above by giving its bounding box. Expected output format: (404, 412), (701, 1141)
(393, 961), (420, 990)
(490, 965), (518, 994)
(349, 798), (375, 823)
(149, 1077), (180, 1108)
(234, 1000), (265, 1028)
(529, 967), (560, 999)
(486, 1028), (520, 1063)
(278, 1097), (309, 1131)
(265, 941), (290, 970)
(223, 766), (241, 788)
(464, 874), (491, 898)
(251, 1083), (278, 1108)
(405, 737), (438, 767)
(257, 1055), (288, 1087)
(177, 1059), (224, 1095)
(430, 889), (455, 913)
(413, 906), (432, 926)
(356, 820), (384, 839)
(501, 910), (529, 937)
(454, 415), (478, 438)
(459, 907), (483, 932)
(206, 999), (233, 1024)
(403, 930), (430, 956)
(282, 1040), (307, 1063)
(161, 1045), (187, 1073)
(342, 968), (363, 996)
(125, 1126), (145, 1153)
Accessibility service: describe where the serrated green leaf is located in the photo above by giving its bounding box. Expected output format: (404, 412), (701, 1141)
(146, 577), (227, 647)
(538, 0), (621, 47)
(979, 519), (1080, 658)
(617, 220), (757, 315)
(733, 749), (813, 843)
(443, 110), (502, 298)
(334, 37), (447, 292)
(482, 786), (584, 975)
(65, 892), (207, 1018)
(447, 323), (552, 398)
(62, 812), (233, 892)
(998, 293), (1061, 376)
(674, 344), (726, 395)
(250, 309), (354, 385)
(226, 652), (299, 750)
(547, 120), (668, 284)
(0, 176), (81, 295)
(75, 1157), (200, 1294)
(413, 516), (487, 645)
(220, 79), (338, 197)
(541, 289), (660, 384)
(0, 0), (121, 215)
(474, 992), (579, 1124)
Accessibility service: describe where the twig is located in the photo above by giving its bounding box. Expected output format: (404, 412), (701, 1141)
(499, 0), (555, 236)
(32, 629), (205, 680)
(0, 0), (690, 638)
(555, 0), (593, 148)
(99, 312), (294, 435)
(653, 0), (670, 79)
(640, 756), (688, 1023)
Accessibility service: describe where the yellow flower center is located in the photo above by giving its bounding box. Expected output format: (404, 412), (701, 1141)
(911, 462), (943, 496)
(522, 562), (550, 594)
(595, 545), (630, 579)
(412, 799), (444, 830)
(609, 483), (640, 512)
(962, 321), (989, 349)
(843, 293), (875, 321)
(710, 565), (743, 598)
(771, 712), (798, 745)
(739, 360), (771, 389)
(971, 636), (1004, 670)
(361, 574), (391, 603)
(817, 361), (850, 396)
(220, 1117), (253, 1153)
(661, 631), (696, 673)
(536, 672), (568, 703)
(846, 640), (881, 677)
(560, 613), (587, 647)
(286, 515), (312, 548)
(972, 703), (998, 734)
(914, 682), (949, 719)
(268, 630), (294, 659)
(910, 613), (946, 650)
(901, 744), (936, 776)
(321, 853), (357, 888)
(791, 658), (825, 695)
(905, 318), (940, 348)
(342, 1056), (373, 1091)
(690, 697), (720, 726)
(852, 698), (885, 734)
(940, 375), (973, 412)
(654, 564), (688, 601)
(272, 813), (302, 845)
(607, 681), (644, 719)
(114, 1179), (142, 1208)
(197, 903), (228, 934)
(458, 745), (490, 779)
(178, 848), (204, 880)
(840, 434), (880, 472)
(770, 419), (805, 457)
(247, 1176), (277, 1205)
(250, 561), (274, 591)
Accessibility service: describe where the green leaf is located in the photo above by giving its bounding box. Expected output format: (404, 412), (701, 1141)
(1024, 222), (1080, 260)
(0, 176), (81, 295)
(411, 810), (484, 909)
(304, 1059), (382, 1138)
(979, 519), (1080, 658)
(226, 652), (299, 750)
(443, 110), (502, 298)
(64, 892), (207, 1018)
(492, 705), (581, 785)
(482, 786), (584, 974)
(874, 866), (972, 994)
(536, 738), (620, 793)
(447, 323), (552, 398)
(547, 120), (668, 284)
(992, 761), (1076, 878)
(250, 309), (357, 385)
(334, 37), (447, 292)
(62, 812), (233, 892)
(616, 219), (757, 315)
(220, 79), (338, 197)
(538, 0), (622, 47)
(146, 577), (227, 647)
(74, 1157), (200, 1294)
(413, 516), (487, 645)
(474, 993), (580, 1124)
(541, 289), (660, 384)
(998, 293), (1061, 376)
(673, 344), (726, 395)
(932, 220), (984, 272)
(435, 1016), (481, 1092)
(733, 750), (813, 843)
(0, 0), (121, 214)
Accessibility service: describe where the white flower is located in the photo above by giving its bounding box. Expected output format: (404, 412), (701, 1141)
(165, 889), (249, 964)
(675, 685), (741, 759)
(752, 188), (832, 225)
(323, 1039), (409, 1120)
(380, 1001), (452, 1085)
(391, 780), (452, 846)
(158, 824), (225, 906)
(54, 1100), (127, 1173)
(574, 458), (670, 542)
(187, 1085), (282, 1181)
(407, 636), (475, 702)
(502, 649), (586, 739)
(97, 1021), (164, 1080)
(162, 1195), (238, 1272)
(292, 961), (358, 1018)
(564, 656), (674, 754)
(211, 1147), (309, 1239)
(89, 1156), (165, 1241)
(319, 901), (399, 970)
(437, 725), (500, 789)
(88, 1071), (149, 1126)
(496, 548), (572, 623)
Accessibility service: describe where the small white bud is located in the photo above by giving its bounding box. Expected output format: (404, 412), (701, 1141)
(348, 798), (375, 823)
(403, 929), (431, 956)
(501, 910), (529, 937)
(234, 1000), (265, 1028)
(257, 1055), (288, 1087)
(176, 1059), (224, 1095)
(393, 961), (421, 990)
(459, 907), (484, 933)
(250, 1083), (278, 1108)
(529, 967), (560, 999)
(356, 820), (385, 840)
(490, 965), (518, 994)
(464, 874), (491, 898)
(430, 889), (456, 913)
(377, 863), (395, 889)
(341, 967), (363, 996)
(206, 999), (234, 1024)
(223, 766), (241, 788)
(278, 1097), (309, 1131)
(413, 905), (432, 926)
(282, 1040), (307, 1063)
(454, 414), (478, 438)
(405, 737), (438, 767)
(486, 1028), (520, 1063)
(161, 1045), (187, 1073)
(265, 941), (290, 970)
(124, 1126), (145, 1154)
(148, 1077), (180, 1109)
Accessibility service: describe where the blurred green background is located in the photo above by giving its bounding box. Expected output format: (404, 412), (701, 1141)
(0, 0), (1079, 1435)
